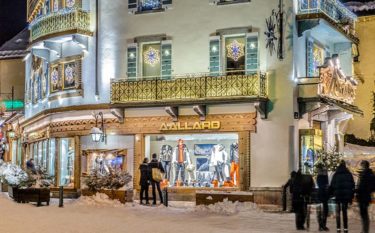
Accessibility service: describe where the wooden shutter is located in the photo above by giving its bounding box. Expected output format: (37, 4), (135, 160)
(209, 36), (221, 76)
(245, 32), (259, 74)
(128, 0), (138, 14)
(162, 0), (172, 9)
(127, 43), (138, 79)
(161, 40), (172, 79)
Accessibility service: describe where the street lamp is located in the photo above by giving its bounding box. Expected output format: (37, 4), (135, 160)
(91, 112), (105, 142)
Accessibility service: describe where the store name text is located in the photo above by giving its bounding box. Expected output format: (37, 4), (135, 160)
(160, 121), (221, 131)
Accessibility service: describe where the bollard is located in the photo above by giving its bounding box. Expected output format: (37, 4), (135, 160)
(59, 186), (64, 208)
(163, 187), (168, 207)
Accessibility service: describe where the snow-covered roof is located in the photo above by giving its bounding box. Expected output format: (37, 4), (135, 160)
(0, 28), (29, 60)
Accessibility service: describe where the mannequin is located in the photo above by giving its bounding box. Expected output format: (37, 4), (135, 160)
(160, 145), (173, 181)
(172, 139), (191, 185)
(210, 144), (227, 183)
(230, 142), (239, 186)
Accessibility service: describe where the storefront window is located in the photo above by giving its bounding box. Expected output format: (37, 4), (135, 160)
(11, 141), (17, 165)
(33, 143), (38, 165)
(42, 140), (48, 169)
(300, 129), (323, 174)
(145, 133), (239, 188)
(38, 141), (43, 168)
(48, 139), (56, 176)
(17, 140), (22, 166)
(59, 138), (75, 187)
(84, 150), (126, 175)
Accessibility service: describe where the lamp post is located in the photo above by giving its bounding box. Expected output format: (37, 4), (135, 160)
(90, 112), (105, 142)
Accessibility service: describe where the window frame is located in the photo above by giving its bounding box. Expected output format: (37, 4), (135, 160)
(210, 0), (251, 6)
(128, 0), (172, 14)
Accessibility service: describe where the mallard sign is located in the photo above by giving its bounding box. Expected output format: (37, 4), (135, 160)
(160, 121), (221, 131)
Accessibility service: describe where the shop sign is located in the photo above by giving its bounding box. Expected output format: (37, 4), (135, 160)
(159, 121), (221, 131)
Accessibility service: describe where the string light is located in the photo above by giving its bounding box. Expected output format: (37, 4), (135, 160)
(226, 40), (245, 62)
(143, 47), (160, 66)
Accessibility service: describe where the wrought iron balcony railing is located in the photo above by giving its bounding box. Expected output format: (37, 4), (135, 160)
(30, 8), (92, 43)
(297, 0), (357, 38)
(111, 72), (268, 106)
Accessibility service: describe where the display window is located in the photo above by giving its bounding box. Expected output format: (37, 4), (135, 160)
(300, 129), (323, 174)
(82, 149), (127, 176)
(145, 133), (239, 188)
(59, 138), (75, 187)
(16, 140), (22, 166)
(48, 139), (56, 176)
(11, 141), (17, 165)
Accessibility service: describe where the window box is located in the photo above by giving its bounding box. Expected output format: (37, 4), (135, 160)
(210, 0), (251, 6)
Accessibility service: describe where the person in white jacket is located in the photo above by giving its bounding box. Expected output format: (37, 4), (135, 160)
(210, 144), (228, 183)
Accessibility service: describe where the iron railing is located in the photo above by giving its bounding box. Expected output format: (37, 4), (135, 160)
(30, 8), (91, 42)
(111, 72), (268, 105)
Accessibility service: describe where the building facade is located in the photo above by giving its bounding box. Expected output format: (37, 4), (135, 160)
(8, 0), (360, 202)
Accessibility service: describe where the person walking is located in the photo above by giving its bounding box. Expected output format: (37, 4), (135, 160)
(292, 169), (314, 230)
(283, 171), (297, 212)
(316, 164), (330, 231)
(26, 158), (37, 174)
(149, 153), (165, 205)
(330, 160), (355, 233)
(356, 160), (375, 233)
(139, 157), (150, 205)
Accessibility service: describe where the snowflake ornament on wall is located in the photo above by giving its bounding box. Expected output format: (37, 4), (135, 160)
(265, 0), (285, 60)
(66, 0), (75, 8)
(226, 40), (245, 62)
(143, 47), (160, 67)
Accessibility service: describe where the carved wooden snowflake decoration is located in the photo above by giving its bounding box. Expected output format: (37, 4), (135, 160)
(226, 40), (245, 62)
(66, 0), (75, 8)
(265, 12), (278, 56)
(143, 47), (160, 67)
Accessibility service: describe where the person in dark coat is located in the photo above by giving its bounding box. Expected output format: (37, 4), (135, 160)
(316, 164), (330, 231)
(139, 158), (150, 205)
(26, 158), (37, 174)
(149, 153), (165, 205)
(356, 160), (375, 233)
(330, 160), (355, 233)
(292, 169), (315, 230)
(283, 171), (297, 212)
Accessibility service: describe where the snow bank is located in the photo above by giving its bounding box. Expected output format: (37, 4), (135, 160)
(72, 193), (123, 208)
(195, 198), (260, 216)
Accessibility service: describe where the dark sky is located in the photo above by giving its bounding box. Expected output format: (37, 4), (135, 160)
(0, 0), (27, 47)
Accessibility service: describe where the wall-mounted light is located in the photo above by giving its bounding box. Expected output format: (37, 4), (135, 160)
(91, 112), (105, 142)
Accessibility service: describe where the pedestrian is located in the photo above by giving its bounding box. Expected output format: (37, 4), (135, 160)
(356, 160), (375, 233)
(149, 153), (165, 205)
(330, 160), (355, 233)
(26, 158), (37, 174)
(316, 164), (330, 231)
(139, 157), (150, 205)
(283, 171), (297, 212)
(292, 169), (314, 230)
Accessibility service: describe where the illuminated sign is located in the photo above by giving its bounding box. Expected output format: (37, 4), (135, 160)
(160, 121), (221, 131)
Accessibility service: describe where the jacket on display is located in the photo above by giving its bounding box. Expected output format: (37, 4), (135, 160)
(210, 144), (228, 166)
(172, 144), (191, 164)
(160, 145), (173, 162)
(230, 143), (239, 164)
(330, 165), (355, 203)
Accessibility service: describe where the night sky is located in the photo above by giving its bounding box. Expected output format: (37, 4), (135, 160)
(0, 0), (27, 47)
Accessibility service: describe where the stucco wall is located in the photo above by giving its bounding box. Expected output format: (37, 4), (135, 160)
(0, 58), (25, 101)
(347, 17), (375, 140)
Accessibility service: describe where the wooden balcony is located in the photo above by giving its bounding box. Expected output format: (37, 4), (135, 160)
(111, 72), (268, 107)
(30, 8), (92, 43)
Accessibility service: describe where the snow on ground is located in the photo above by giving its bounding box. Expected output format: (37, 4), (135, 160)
(0, 193), (371, 233)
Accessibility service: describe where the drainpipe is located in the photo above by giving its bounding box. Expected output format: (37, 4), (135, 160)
(95, 0), (99, 97)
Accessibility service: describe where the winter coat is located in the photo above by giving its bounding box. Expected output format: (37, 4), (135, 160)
(356, 168), (375, 204)
(148, 159), (165, 183)
(317, 174), (329, 202)
(172, 144), (191, 164)
(210, 145), (228, 166)
(292, 172), (315, 198)
(160, 145), (173, 162)
(26, 160), (37, 174)
(139, 163), (150, 186)
(330, 165), (355, 203)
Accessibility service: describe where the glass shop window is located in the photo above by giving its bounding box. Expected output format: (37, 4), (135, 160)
(33, 143), (38, 165)
(59, 138), (75, 187)
(225, 36), (246, 74)
(144, 133), (239, 188)
(142, 43), (161, 78)
(48, 139), (56, 176)
(82, 150), (126, 176)
(38, 141), (43, 168)
(17, 140), (22, 166)
(11, 141), (17, 165)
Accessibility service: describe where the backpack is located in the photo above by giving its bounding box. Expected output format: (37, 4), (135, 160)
(152, 168), (163, 182)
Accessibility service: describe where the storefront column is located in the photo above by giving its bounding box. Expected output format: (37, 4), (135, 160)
(134, 134), (144, 190)
(74, 136), (81, 189)
(239, 131), (251, 191)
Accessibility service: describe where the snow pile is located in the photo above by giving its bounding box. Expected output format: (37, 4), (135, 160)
(348, 204), (375, 221)
(195, 199), (260, 216)
(72, 193), (123, 208)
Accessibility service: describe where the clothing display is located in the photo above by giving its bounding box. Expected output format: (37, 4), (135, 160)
(230, 143), (239, 185)
(160, 145), (173, 180)
(172, 140), (191, 184)
(210, 144), (228, 182)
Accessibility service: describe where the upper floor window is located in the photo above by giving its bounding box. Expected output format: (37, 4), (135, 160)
(306, 39), (327, 77)
(127, 39), (172, 79)
(209, 0), (251, 6)
(209, 32), (258, 76)
(128, 0), (172, 14)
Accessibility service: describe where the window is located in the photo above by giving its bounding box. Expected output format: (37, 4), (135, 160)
(59, 138), (75, 187)
(49, 55), (83, 93)
(128, 0), (172, 14)
(11, 141), (17, 165)
(48, 139), (56, 176)
(209, 32), (259, 76)
(127, 40), (172, 79)
(307, 39), (326, 77)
